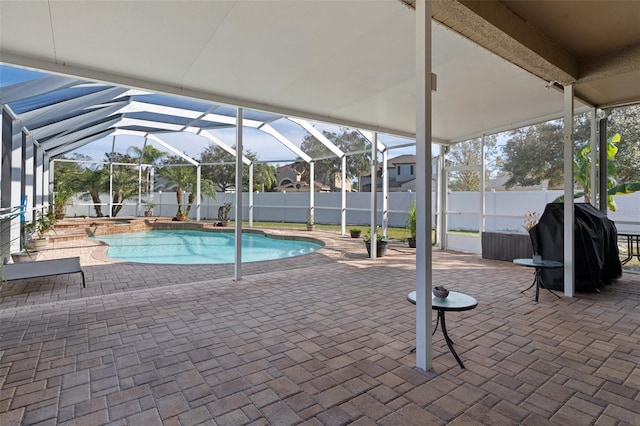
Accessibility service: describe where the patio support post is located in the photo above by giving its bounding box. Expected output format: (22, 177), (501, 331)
(234, 107), (243, 281)
(249, 162), (254, 227)
(196, 164), (201, 221)
(34, 142), (44, 207)
(382, 149), (389, 239)
(598, 111), (609, 213)
(138, 161), (143, 217)
(310, 161), (315, 227)
(437, 147), (447, 248)
(341, 155), (346, 236)
(6, 109), (23, 254)
(108, 136), (115, 217)
(563, 84), (575, 298)
(370, 131), (378, 259)
(416, 0), (434, 371)
(24, 133), (34, 220)
(480, 135), (486, 234)
(43, 153), (50, 212)
(589, 109), (597, 208)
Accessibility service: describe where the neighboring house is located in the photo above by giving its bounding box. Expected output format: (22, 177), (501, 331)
(275, 166), (331, 192)
(275, 165), (348, 192)
(360, 155), (438, 192)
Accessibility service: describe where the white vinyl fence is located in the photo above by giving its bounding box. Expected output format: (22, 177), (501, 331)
(65, 190), (639, 236)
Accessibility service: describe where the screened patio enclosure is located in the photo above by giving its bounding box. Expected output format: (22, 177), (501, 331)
(2, 0), (640, 372)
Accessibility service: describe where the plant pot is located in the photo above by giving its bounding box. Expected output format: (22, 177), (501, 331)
(144, 211), (152, 217)
(350, 231), (361, 238)
(174, 214), (186, 221)
(27, 238), (49, 251)
(11, 251), (39, 263)
(408, 237), (416, 248)
(433, 288), (449, 298)
(365, 241), (388, 257)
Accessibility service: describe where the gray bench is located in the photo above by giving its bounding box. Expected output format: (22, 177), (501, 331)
(1, 257), (85, 288)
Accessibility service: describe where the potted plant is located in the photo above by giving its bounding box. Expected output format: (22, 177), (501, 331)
(145, 202), (157, 217)
(363, 226), (388, 257)
(406, 201), (417, 248)
(10, 249), (39, 263)
(26, 210), (56, 250)
(217, 202), (232, 226)
(433, 285), (449, 299)
(349, 228), (362, 238)
(53, 189), (73, 220)
(306, 208), (315, 231)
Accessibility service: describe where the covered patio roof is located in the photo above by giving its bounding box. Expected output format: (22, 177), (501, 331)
(4, 0), (638, 149)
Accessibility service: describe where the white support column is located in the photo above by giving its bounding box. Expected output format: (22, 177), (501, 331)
(415, 0), (433, 371)
(589, 109), (597, 207)
(437, 149), (446, 248)
(234, 108), (243, 281)
(138, 163), (143, 217)
(309, 161), (315, 228)
(563, 85), (575, 298)
(370, 132), (378, 259)
(34, 144), (44, 208)
(249, 162), (254, 227)
(480, 135), (486, 233)
(196, 165), (201, 221)
(108, 136), (115, 217)
(24, 133), (35, 217)
(382, 149), (389, 239)
(43, 154), (50, 212)
(341, 156), (347, 236)
(10, 114), (23, 254)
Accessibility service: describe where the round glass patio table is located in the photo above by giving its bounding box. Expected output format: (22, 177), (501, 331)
(406, 290), (477, 368)
(513, 258), (563, 302)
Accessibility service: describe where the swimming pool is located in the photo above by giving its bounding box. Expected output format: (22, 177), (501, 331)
(92, 230), (323, 264)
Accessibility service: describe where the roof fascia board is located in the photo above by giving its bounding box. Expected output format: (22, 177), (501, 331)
(0, 74), (80, 104)
(30, 101), (127, 139)
(40, 116), (122, 150)
(287, 118), (344, 158)
(0, 54), (416, 139)
(432, 0), (578, 85)
(259, 124), (312, 163)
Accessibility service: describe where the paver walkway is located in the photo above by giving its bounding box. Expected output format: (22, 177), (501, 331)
(1, 229), (639, 425)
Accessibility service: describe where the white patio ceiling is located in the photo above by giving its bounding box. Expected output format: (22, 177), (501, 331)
(2, 1), (639, 148)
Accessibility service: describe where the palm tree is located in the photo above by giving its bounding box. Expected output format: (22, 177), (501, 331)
(127, 144), (166, 193)
(158, 160), (216, 219)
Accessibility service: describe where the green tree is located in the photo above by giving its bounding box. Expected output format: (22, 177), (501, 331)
(447, 135), (498, 191)
(200, 145), (276, 192)
(106, 152), (140, 217)
(608, 105), (640, 183)
(294, 128), (370, 190)
(158, 156), (216, 218)
(502, 116), (591, 189)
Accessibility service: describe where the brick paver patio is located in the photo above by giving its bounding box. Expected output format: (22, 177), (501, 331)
(1, 229), (639, 425)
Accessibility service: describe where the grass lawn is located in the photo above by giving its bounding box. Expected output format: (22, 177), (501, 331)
(240, 221), (435, 242)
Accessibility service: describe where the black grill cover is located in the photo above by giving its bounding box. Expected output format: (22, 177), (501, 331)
(529, 203), (622, 292)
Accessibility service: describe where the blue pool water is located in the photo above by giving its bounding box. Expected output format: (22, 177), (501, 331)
(93, 230), (323, 264)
